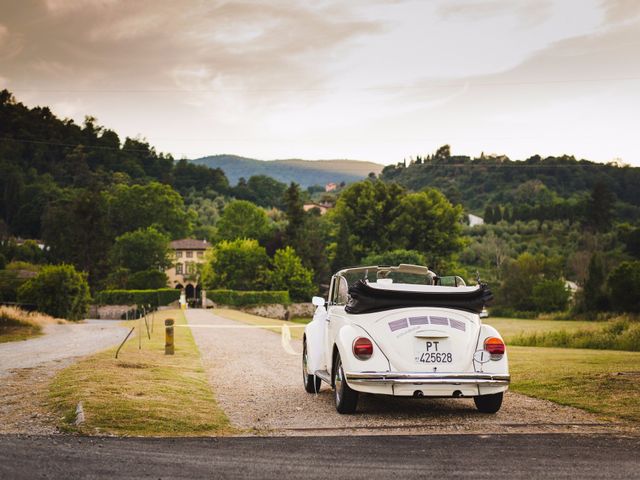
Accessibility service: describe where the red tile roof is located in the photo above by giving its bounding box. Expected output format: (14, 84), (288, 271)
(170, 239), (212, 250)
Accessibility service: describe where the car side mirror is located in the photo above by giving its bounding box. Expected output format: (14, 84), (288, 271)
(312, 296), (325, 307)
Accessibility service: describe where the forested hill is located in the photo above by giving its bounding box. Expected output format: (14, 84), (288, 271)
(192, 154), (383, 187)
(380, 150), (640, 223)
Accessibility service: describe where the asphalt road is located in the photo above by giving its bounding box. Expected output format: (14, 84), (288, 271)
(2, 434), (639, 479)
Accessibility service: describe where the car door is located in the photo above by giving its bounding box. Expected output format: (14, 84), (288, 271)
(325, 275), (349, 371)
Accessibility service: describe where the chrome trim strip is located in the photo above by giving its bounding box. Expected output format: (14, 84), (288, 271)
(345, 371), (510, 386)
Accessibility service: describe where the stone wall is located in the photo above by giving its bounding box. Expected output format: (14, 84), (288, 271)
(224, 302), (317, 320)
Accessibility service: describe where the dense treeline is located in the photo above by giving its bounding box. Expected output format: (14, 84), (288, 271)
(380, 146), (640, 224)
(2, 91), (639, 318)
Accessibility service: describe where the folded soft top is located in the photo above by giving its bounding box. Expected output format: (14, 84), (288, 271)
(345, 280), (493, 315)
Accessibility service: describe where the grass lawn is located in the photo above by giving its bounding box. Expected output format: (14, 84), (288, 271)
(509, 346), (640, 423)
(49, 309), (232, 436)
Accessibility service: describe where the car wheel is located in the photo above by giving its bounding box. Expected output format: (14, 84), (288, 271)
(333, 352), (358, 414)
(474, 392), (503, 413)
(303, 338), (321, 393)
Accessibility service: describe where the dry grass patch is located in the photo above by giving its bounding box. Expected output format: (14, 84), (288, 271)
(0, 306), (64, 343)
(49, 309), (232, 436)
(486, 317), (600, 342)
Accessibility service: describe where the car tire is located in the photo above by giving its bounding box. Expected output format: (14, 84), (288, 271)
(474, 392), (503, 413)
(333, 352), (358, 414)
(303, 338), (321, 393)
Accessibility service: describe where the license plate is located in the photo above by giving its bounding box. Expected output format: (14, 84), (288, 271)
(415, 340), (453, 363)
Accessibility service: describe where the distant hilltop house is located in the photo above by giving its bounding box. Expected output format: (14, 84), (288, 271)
(303, 202), (333, 215)
(165, 239), (212, 300)
(325, 182), (337, 192)
(468, 214), (484, 227)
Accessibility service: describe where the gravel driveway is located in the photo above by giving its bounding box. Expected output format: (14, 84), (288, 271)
(0, 320), (128, 434)
(0, 320), (128, 377)
(187, 310), (624, 436)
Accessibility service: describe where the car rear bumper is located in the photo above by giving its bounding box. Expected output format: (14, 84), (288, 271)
(344, 371), (510, 387)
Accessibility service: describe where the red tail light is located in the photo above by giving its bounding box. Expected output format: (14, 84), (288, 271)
(484, 337), (505, 360)
(353, 337), (373, 360)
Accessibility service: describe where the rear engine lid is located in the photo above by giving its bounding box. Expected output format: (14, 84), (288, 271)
(354, 308), (480, 373)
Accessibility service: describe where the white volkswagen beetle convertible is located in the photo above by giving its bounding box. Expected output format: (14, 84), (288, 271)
(302, 264), (509, 414)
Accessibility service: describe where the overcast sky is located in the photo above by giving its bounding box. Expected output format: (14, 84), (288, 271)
(1, 0), (639, 165)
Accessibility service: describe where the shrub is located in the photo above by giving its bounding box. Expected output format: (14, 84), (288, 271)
(95, 288), (180, 307)
(207, 290), (290, 306)
(17, 264), (90, 321)
(0, 262), (40, 302)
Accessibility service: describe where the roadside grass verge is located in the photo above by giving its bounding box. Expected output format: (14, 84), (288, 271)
(509, 346), (640, 423)
(485, 317), (600, 342)
(215, 308), (306, 340)
(49, 309), (232, 436)
(0, 306), (64, 343)
(509, 317), (640, 351)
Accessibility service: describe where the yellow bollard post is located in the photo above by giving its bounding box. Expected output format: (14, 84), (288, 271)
(165, 318), (175, 355)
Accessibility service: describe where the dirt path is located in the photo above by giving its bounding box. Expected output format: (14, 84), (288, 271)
(0, 320), (128, 434)
(187, 309), (626, 436)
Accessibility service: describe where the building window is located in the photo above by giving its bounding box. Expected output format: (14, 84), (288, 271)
(186, 262), (195, 274)
(176, 263), (183, 274)
(176, 251), (183, 258)
(186, 251), (193, 258)
(197, 251), (204, 258)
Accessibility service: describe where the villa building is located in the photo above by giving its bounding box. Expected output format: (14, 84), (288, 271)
(166, 239), (212, 300)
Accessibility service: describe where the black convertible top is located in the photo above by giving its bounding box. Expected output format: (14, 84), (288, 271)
(345, 280), (493, 315)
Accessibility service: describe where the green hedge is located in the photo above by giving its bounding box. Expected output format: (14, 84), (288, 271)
(95, 288), (180, 307)
(207, 290), (290, 306)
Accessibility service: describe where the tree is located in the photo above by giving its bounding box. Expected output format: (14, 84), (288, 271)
(586, 182), (614, 232)
(107, 182), (192, 238)
(434, 144), (451, 160)
(110, 227), (171, 273)
(389, 189), (464, 269)
(331, 220), (356, 272)
(125, 269), (168, 289)
(531, 279), (570, 312)
(333, 180), (405, 258)
(13, 240), (46, 264)
(283, 182), (305, 244)
(270, 247), (316, 301)
(234, 175), (287, 209)
(498, 252), (562, 312)
(215, 200), (272, 244)
(361, 249), (426, 267)
(42, 189), (112, 287)
(17, 264), (90, 320)
(608, 261), (640, 313)
(202, 239), (269, 290)
(483, 205), (494, 224)
(579, 253), (609, 312)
